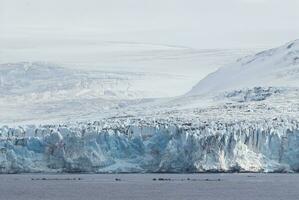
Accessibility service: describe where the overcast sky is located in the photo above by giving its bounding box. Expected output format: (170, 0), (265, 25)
(1, 0), (299, 48)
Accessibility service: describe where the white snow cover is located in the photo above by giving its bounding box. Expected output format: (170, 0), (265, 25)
(188, 39), (299, 96)
(1, 40), (299, 173)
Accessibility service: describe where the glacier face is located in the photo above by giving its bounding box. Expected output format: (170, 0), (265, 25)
(1, 118), (299, 173)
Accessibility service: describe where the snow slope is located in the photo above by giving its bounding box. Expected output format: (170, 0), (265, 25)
(188, 39), (299, 96)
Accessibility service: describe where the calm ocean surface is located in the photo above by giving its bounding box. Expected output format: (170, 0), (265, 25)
(0, 173), (298, 200)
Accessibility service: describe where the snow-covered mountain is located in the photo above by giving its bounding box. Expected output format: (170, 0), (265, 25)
(188, 39), (299, 96)
(0, 62), (191, 123)
(0, 62), (188, 100)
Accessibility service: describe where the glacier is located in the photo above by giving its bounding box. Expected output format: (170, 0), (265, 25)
(1, 118), (299, 173)
(1, 40), (299, 174)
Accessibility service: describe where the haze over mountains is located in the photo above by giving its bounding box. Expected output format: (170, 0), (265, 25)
(0, 43), (256, 123)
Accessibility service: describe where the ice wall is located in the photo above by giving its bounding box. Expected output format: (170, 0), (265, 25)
(1, 119), (299, 173)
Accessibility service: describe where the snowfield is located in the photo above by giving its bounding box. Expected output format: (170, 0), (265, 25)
(1, 40), (299, 173)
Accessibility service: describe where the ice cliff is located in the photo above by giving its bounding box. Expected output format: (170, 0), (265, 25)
(1, 118), (299, 173)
